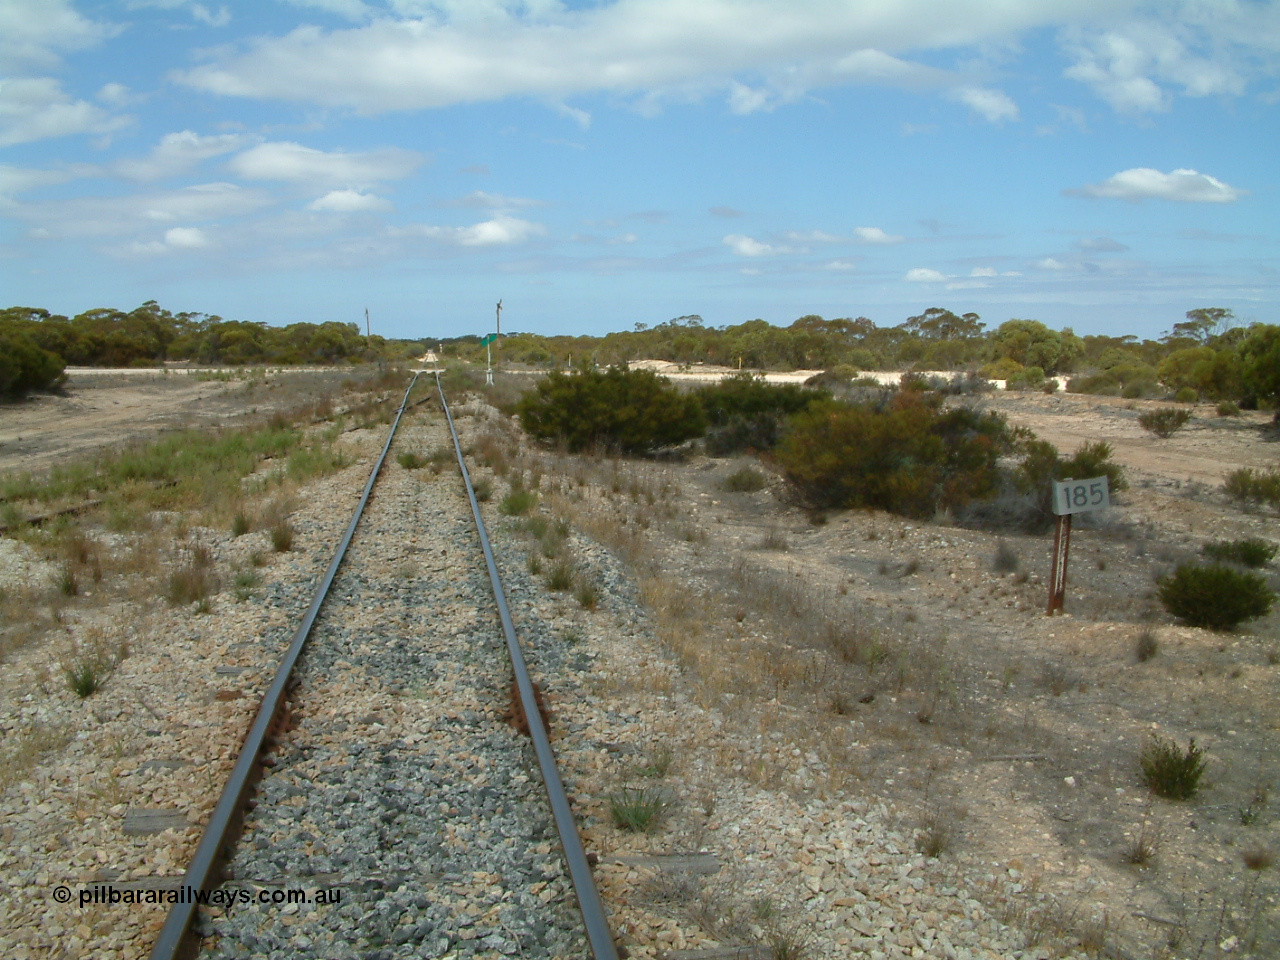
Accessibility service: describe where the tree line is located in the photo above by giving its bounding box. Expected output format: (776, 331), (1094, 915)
(0, 302), (427, 399)
(457, 306), (1278, 411)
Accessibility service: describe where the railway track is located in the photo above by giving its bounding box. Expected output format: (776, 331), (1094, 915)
(150, 373), (619, 960)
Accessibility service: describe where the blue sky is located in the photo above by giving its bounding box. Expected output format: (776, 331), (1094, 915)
(2, 0), (1277, 342)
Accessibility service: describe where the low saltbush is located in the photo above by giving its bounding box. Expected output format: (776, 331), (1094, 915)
(1138, 407), (1192, 438)
(1157, 563), (1275, 630)
(1139, 735), (1207, 800)
(1202, 538), (1277, 568)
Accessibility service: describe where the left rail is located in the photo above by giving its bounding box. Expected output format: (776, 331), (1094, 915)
(149, 373), (420, 960)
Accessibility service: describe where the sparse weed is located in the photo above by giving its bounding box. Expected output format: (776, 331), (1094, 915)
(547, 560), (575, 591)
(269, 518), (294, 553)
(758, 526), (789, 551)
(396, 451), (427, 470)
(1135, 629), (1159, 662)
(1121, 819), (1161, 867)
(721, 466), (768, 493)
(167, 543), (220, 605)
(993, 540), (1021, 574)
(230, 511), (252, 537)
(609, 786), (668, 832)
(472, 477), (493, 502)
(636, 746), (674, 778)
(499, 484), (538, 516)
(575, 579), (600, 610)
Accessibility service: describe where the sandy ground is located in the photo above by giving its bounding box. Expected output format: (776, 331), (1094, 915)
(0, 369), (353, 478)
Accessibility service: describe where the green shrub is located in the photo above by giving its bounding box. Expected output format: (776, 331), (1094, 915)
(269, 519), (294, 553)
(1216, 400), (1241, 417)
(499, 485), (537, 516)
(1138, 407), (1191, 438)
(1157, 563), (1275, 630)
(697, 373), (823, 454)
(65, 662), (101, 698)
(471, 477), (493, 502)
(517, 366), (705, 454)
(775, 393), (1009, 518)
(720, 466), (767, 493)
(0, 325), (66, 399)
(1140, 735), (1207, 800)
(547, 560), (575, 591)
(1174, 387), (1199, 403)
(1202, 538), (1277, 568)
(1224, 466), (1280, 507)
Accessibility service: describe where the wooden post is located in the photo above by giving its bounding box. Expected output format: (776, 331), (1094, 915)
(1048, 513), (1072, 615)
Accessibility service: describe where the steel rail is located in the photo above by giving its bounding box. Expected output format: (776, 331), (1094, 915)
(150, 373), (421, 960)
(435, 373), (620, 960)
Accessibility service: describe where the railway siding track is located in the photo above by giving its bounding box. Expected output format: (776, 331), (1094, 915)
(152, 379), (611, 959)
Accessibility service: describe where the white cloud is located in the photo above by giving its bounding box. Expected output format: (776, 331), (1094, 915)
(228, 141), (422, 186)
(282, 0), (375, 19)
(724, 234), (790, 257)
(853, 226), (903, 244)
(949, 85), (1019, 122)
(450, 190), (543, 210)
(824, 260), (857, 271)
(1071, 167), (1244, 203)
(905, 267), (947, 282)
(0, 0), (116, 71)
(173, 1), (1121, 116)
(0, 164), (77, 197)
(17, 182), (272, 239)
(163, 226), (208, 248)
(114, 130), (246, 181)
(0, 77), (130, 147)
(970, 266), (998, 277)
(784, 229), (842, 243)
(124, 0), (230, 27)
(308, 189), (391, 211)
(1036, 257), (1069, 270)
(396, 214), (545, 246)
(1063, 20), (1247, 114)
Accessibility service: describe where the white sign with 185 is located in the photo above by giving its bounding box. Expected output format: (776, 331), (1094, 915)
(1053, 476), (1110, 516)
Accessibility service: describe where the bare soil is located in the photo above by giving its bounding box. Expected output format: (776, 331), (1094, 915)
(0, 369), (356, 478)
(568, 388), (1280, 958)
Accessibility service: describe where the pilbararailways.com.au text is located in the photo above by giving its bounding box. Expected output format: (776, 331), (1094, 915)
(62, 884), (342, 908)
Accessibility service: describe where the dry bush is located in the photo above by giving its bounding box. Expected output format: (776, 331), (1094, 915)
(167, 542), (220, 606)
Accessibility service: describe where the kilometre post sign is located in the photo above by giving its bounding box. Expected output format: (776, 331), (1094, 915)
(1053, 476), (1110, 516)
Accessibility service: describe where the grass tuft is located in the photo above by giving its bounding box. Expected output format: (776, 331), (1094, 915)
(609, 786), (669, 832)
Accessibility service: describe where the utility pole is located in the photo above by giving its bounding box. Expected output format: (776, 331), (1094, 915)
(364, 308), (370, 338)
(495, 300), (502, 371)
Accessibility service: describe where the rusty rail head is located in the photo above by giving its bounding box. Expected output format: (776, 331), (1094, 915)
(435, 373), (620, 960)
(149, 373), (420, 960)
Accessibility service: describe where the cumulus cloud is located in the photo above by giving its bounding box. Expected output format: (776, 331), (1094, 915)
(0, 77), (130, 147)
(172, 1), (1103, 117)
(396, 215), (545, 246)
(1036, 257), (1069, 270)
(724, 234), (790, 257)
(1063, 20), (1247, 113)
(949, 86), (1019, 122)
(126, 226), (211, 257)
(1070, 167), (1244, 203)
(905, 267), (947, 282)
(228, 141), (422, 186)
(114, 131), (246, 181)
(1, 0), (116, 70)
(308, 189), (391, 211)
(853, 226), (903, 244)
